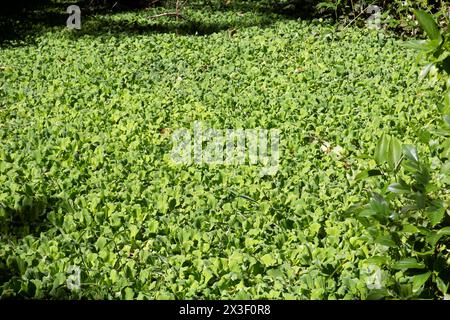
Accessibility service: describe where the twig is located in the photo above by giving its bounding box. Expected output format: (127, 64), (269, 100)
(148, 12), (184, 20)
(342, 9), (366, 30)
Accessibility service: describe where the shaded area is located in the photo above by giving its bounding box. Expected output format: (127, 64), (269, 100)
(0, 196), (55, 288)
(1, 0), (70, 45)
(0, 0), (321, 46)
(70, 11), (281, 38)
(0, 196), (54, 239)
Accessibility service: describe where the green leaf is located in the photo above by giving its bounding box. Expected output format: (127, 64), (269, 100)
(387, 136), (402, 171)
(391, 258), (425, 270)
(438, 226), (450, 235)
(129, 225), (139, 239)
(366, 288), (389, 300)
(425, 206), (445, 227)
(405, 39), (440, 51)
(366, 256), (389, 266)
(260, 254), (277, 267)
(387, 182), (410, 194)
(355, 169), (382, 181)
(414, 10), (441, 41)
(374, 134), (390, 165)
(95, 236), (107, 250)
(402, 145), (419, 162)
(401, 159), (420, 173)
(412, 272), (431, 293)
(436, 277), (448, 295)
(375, 235), (396, 247)
(426, 227), (450, 247)
(316, 2), (338, 10)
(267, 268), (284, 279)
(369, 193), (390, 217)
(402, 224), (419, 233)
(124, 287), (134, 300)
(420, 63), (434, 79)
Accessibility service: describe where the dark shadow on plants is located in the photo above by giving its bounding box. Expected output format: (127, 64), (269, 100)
(0, 0), (69, 45)
(0, 196), (55, 239)
(0, 0), (320, 46)
(0, 0), (155, 45)
(0, 262), (15, 288)
(0, 196), (57, 290)
(68, 10), (280, 38)
(204, 0), (319, 19)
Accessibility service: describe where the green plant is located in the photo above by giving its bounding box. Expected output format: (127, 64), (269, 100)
(0, 1), (445, 299)
(316, 0), (449, 35)
(351, 10), (450, 299)
(407, 9), (450, 77)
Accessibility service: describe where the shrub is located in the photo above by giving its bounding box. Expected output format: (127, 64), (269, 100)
(350, 10), (450, 299)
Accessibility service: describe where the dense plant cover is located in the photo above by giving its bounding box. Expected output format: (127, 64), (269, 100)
(0, 2), (448, 299)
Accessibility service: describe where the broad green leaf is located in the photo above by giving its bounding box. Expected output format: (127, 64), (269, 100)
(414, 10), (441, 41)
(260, 254), (277, 267)
(369, 193), (390, 217)
(391, 258), (425, 270)
(419, 63), (434, 79)
(403, 145), (419, 162)
(436, 277), (448, 295)
(405, 39), (440, 51)
(374, 134), (390, 165)
(366, 288), (388, 300)
(366, 256), (389, 266)
(444, 115), (450, 128)
(129, 225), (139, 239)
(387, 182), (410, 194)
(404, 39), (428, 50)
(267, 268), (284, 279)
(358, 208), (377, 220)
(95, 236), (107, 250)
(402, 224), (419, 233)
(355, 169), (382, 181)
(438, 226), (450, 235)
(124, 287), (134, 300)
(387, 136), (402, 171)
(402, 158), (420, 174)
(375, 235), (396, 247)
(412, 272), (431, 293)
(425, 206), (445, 227)
(425, 227), (450, 247)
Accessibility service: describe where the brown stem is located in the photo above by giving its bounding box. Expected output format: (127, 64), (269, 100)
(148, 12), (184, 20)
